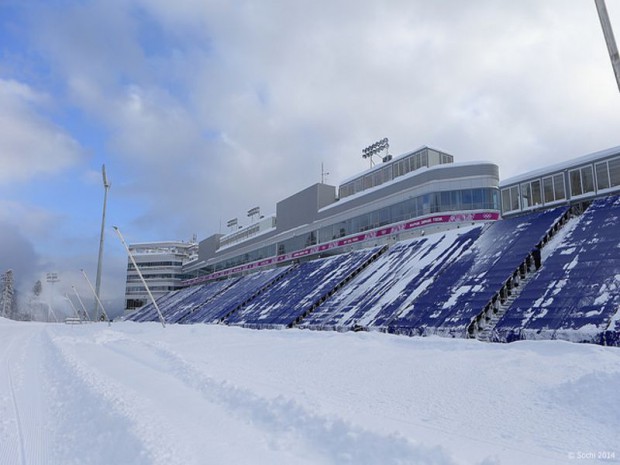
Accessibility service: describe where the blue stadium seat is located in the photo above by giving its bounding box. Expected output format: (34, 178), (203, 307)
(224, 247), (384, 329)
(299, 225), (483, 331)
(387, 207), (569, 337)
(164, 278), (241, 323)
(495, 195), (620, 344)
(181, 266), (293, 324)
(126, 285), (205, 322)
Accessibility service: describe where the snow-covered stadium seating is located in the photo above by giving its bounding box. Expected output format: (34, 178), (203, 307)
(495, 196), (620, 344)
(163, 278), (241, 323)
(298, 226), (483, 331)
(181, 266), (293, 324)
(224, 247), (385, 329)
(125, 200), (619, 346)
(127, 285), (205, 322)
(386, 207), (569, 337)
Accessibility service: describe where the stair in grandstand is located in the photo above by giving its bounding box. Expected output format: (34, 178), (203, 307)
(214, 264), (300, 324)
(476, 271), (536, 342)
(473, 206), (576, 342)
(493, 195), (620, 344)
(290, 245), (390, 328)
(225, 246), (389, 329)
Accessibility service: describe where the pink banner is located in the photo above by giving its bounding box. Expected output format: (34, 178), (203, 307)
(182, 211), (500, 286)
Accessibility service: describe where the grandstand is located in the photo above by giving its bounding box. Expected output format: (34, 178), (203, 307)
(124, 144), (620, 346)
(494, 195), (620, 345)
(386, 207), (571, 338)
(298, 225), (483, 331)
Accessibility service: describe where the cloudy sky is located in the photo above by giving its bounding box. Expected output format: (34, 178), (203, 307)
(1, 0), (619, 313)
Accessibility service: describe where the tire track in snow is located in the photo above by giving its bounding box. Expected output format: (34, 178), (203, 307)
(4, 336), (26, 465)
(100, 334), (462, 465)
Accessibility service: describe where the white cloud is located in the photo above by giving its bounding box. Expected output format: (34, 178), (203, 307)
(23, 0), (620, 240)
(0, 79), (84, 185)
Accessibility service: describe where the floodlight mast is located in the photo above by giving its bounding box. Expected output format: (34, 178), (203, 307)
(595, 0), (620, 92)
(94, 164), (111, 320)
(113, 226), (166, 328)
(362, 138), (390, 168)
(72, 285), (91, 321)
(81, 269), (110, 323)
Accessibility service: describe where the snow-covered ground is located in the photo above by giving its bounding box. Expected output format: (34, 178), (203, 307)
(1, 317), (619, 465)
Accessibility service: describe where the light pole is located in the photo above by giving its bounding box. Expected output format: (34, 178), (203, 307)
(82, 269), (110, 322)
(595, 0), (620, 92)
(113, 226), (166, 328)
(73, 285), (91, 321)
(46, 272), (59, 322)
(94, 164), (111, 320)
(362, 138), (390, 168)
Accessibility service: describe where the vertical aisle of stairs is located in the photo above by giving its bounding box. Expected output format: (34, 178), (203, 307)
(476, 271), (536, 342)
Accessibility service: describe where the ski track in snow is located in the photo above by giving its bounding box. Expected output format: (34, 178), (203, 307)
(46, 328), (459, 465)
(2, 319), (620, 465)
(1, 325), (55, 465)
(2, 334), (26, 465)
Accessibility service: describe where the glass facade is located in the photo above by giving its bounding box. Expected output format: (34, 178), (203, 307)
(214, 243), (277, 272)
(215, 187), (498, 268)
(595, 158), (620, 191)
(339, 148), (454, 198)
(569, 166), (595, 197)
(501, 185), (521, 213)
(127, 261), (183, 270)
(501, 154), (620, 215)
(544, 174), (566, 204)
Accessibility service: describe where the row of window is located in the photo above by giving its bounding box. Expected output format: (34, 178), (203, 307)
(211, 187), (499, 273)
(126, 273), (181, 282)
(501, 156), (620, 213)
(219, 223), (262, 248)
(213, 243), (277, 272)
(126, 299), (146, 310)
(125, 285), (177, 293)
(127, 261), (183, 271)
(339, 149), (453, 198)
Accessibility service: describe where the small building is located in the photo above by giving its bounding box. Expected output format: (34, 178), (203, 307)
(123, 240), (197, 313)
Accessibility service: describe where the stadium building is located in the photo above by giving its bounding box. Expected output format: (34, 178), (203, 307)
(123, 144), (620, 347)
(182, 146), (501, 284)
(124, 240), (197, 311)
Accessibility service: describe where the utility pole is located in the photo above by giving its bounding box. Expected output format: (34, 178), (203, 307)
(94, 164), (111, 320)
(595, 0), (620, 92)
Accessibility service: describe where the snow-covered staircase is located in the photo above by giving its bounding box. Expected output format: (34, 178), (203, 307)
(476, 271), (536, 342)
(471, 206), (575, 342)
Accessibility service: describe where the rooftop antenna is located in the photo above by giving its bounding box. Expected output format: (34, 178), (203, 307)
(94, 164), (111, 321)
(321, 162), (330, 184)
(595, 0), (620, 92)
(113, 226), (166, 328)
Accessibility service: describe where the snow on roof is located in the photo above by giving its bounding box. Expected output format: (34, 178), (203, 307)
(500, 145), (620, 187)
